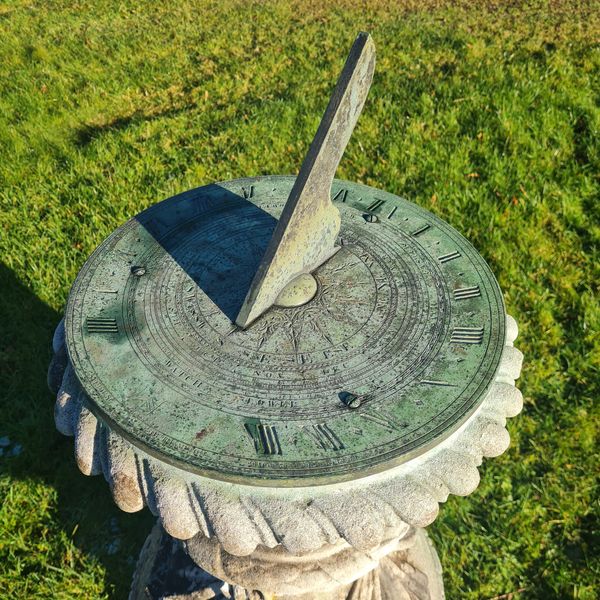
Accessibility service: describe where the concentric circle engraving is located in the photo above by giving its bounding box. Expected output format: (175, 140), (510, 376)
(65, 176), (505, 486)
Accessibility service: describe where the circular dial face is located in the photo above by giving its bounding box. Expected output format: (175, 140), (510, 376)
(65, 176), (505, 486)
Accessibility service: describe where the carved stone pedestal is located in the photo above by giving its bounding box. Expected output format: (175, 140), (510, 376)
(48, 314), (523, 600)
(130, 523), (443, 600)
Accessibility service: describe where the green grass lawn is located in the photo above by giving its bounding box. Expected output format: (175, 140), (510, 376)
(0, 0), (598, 597)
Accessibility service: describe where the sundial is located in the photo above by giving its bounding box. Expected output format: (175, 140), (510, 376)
(65, 32), (506, 488)
(53, 32), (523, 599)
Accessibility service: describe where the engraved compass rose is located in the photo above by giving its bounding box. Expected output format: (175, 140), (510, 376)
(64, 32), (507, 486)
(252, 250), (371, 356)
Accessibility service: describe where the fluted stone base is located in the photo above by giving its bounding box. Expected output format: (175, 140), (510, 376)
(130, 522), (444, 600)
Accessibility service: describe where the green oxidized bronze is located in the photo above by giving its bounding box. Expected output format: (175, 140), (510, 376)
(65, 175), (505, 486)
(64, 32), (506, 488)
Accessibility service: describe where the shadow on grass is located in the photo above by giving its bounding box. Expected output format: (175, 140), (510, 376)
(0, 262), (152, 598)
(74, 104), (193, 147)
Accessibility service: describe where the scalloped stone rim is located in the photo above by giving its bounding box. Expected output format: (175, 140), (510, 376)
(48, 314), (523, 558)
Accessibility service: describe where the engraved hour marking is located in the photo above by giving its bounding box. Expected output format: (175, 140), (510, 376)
(86, 317), (118, 334)
(360, 409), (406, 432)
(450, 326), (484, 344)
(332, 188), (348, 203)
(438, 250), (461, 263)
(387, 206), (398, 219)
(411, 224), (431, 236)
(92, 289), (118, 295)
(143, 396), (165, 413)
(114, 248), (137, 261)
(420, 379), (457, 387)
(454, 285), (481, 300)
(304, 423), (344, 451)
(245, 423), (282, 455)
(367, 198), (385, 212)
(242, 185), (254, 199)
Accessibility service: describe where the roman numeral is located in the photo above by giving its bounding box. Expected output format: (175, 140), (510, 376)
(454, 286), (481, 300)
(86, 317), (118, 334)
(367, 198), (385, 212)
(242, 185), (254, 199)
(114, 248), (137, 261)
(411, 224), (431, 236)
(438, 250), (461, 263)
(332, 188), (348, 203)
(420, 379), (457, 387)
(450, 327), (484, 344)
(387, 206), (398, 219)
(245, 423), (282, 455)
(360, 409), (406, 432)
(304, 423), (344, 451)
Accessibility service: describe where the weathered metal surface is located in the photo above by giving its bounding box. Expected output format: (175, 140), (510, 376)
(235, 32), (375, 328)
(64, 176), (506, 487)
(274, 273), (318, 308)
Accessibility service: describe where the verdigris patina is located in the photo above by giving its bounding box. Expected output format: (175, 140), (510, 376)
(49, 32), (523, 599)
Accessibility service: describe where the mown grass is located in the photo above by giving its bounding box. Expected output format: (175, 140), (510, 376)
(0, 0), (598, 598)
